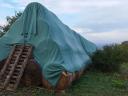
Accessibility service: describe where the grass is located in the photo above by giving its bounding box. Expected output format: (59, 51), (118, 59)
(0, 71), (128, 96)
(66, 72), (128, 96)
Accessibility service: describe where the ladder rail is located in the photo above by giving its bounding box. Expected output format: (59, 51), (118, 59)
(12, 46), (32, 90)
(3, 45), (24, 88)
(0, 44), (33, 91)
(0, 45), (16, 79)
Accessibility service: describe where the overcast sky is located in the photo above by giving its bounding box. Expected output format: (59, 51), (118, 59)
(0, 0), (128, 46)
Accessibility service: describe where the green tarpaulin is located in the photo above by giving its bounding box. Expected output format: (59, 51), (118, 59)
(0, 2), (96, 86)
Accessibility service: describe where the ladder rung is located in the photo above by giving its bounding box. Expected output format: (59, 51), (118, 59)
(15, 45), (22, 47)
(8, 84), (14, 88)
(22, 54), (28, 56)
(16, 65), (22, 68)
(22, 51), (28, 53)
(19, 59), (24, 61)
(19, 59), (25, 61)
(15, 69), (21, 71)
(13, 69), (20, 72)
(6, 68), (11, 71)
(0, 79), (4, 82)
(11, 57), (16, 60)
(10, 80), (16, 83)
(11, 58), (16, 62)
(4, 71), (9, 75)
(9, 62), (15, 64)
(12, 55), (17, 58)
(15, 49), (21, 51)
(13, 73), (19, 76)
(0, 44), (32, 91)
(8, 64), (14, 67)
(13, 54), (18, 57)
(14, 52), (20, 55)
(18, 61), (24, 63)
(14, 51), (21, 53)
(0, 84), (4, 89)
(21, 55), (27, 57)
(14, 50), (21, 52)
(16, 64), (22, 67)
(24, 46), (30, 48)
(15, 68), (21, 71)
(12, 76), (18, 79)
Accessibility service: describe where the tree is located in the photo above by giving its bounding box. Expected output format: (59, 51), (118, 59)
(0, 26), (4, 37)
(0, 11), (22, 35)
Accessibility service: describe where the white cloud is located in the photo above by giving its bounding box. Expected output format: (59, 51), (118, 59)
(0, 0), (128, 46)
(4, 0), (121, 14)
(0, 2), (14, 8)
(86, 31), (128, 43)
(73, 26), (93, 34)
(74, 27), (128, 46)
(0, 20), (6, 26)
(42, 0), (122, 14)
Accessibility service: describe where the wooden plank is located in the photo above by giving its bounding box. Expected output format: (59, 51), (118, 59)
(0, 45), (16, 80)
(12, 46), (33, 90)
(6, 45), (33, 91)
(3, 45), (24, 89)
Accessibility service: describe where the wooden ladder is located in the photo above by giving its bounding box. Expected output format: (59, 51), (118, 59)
(0, 44), (32, 91)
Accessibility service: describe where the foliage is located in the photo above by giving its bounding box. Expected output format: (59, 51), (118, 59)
(119, 63), (128, 81)
(112, 79), (126, 88)
(92, 44), (128, 72)
(0, 11), (22, 34)
(0, 26), (4, 37)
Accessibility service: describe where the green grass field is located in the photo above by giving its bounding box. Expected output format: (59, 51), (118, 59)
(0, 70), (128, 96)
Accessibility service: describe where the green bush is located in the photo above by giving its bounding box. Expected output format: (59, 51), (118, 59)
(92, 44), (128, 72)
(112, 79), (126, 88)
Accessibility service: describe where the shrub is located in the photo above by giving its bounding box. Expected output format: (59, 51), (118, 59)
(92, 44), (128, 72)
(112, 79), (126, 88)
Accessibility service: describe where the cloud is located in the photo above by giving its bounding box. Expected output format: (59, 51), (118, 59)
(0, 0), (127, 15)
(2, 0), (121, 14)
(0, 2), (14, 9)
(74, 27), (128, 46)
(0, 0), (128, 47)
(41, 0), (122, 14)
(0, 20), (6, 26)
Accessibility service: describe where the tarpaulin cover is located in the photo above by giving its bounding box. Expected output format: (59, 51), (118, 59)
(0, 2), (96, 86)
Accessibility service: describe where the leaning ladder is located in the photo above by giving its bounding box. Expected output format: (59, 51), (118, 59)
(0, 44), (32, 91)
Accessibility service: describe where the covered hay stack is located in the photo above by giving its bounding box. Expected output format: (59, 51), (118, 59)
(0, 58), (84, 91)
(0, 2), (96, 92)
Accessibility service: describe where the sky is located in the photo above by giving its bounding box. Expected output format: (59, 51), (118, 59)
(0, 0), (128, 47)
